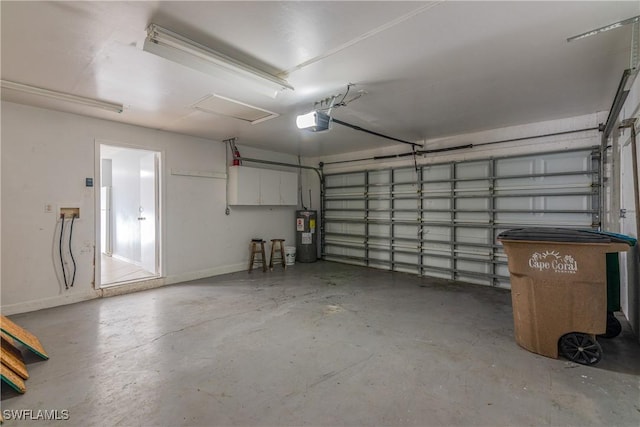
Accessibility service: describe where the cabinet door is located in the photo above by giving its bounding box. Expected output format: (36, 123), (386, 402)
(259, 169), (281, 205)
(229, 166), (260, 205)
(280, 171), (298, 205)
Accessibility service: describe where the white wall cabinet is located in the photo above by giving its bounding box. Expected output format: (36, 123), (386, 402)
(229, 166), (298, 206)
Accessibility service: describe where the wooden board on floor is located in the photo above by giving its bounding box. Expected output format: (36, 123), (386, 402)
(0, 361), (26, 394)
(1, 332), (16, 348)
(1, 336), (28, 380)
(0, 315), (49, 360)
(1, 334), (23, 360)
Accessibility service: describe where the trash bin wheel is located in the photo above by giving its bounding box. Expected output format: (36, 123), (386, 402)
(559, 333), (602, 365)
(598, 312), (622, 339)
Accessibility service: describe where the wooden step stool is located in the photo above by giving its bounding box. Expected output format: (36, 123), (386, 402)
(269, 239), (286, 270)
(249, 239), (267, 273)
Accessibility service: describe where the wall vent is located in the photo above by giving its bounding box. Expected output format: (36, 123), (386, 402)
(192, 94), (278, 124)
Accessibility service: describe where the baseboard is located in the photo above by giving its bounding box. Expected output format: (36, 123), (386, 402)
(164, 262), (247, 285)
(0, 289), (101, 315)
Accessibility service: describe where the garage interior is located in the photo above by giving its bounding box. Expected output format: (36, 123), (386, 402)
(1, 2), (639, 426)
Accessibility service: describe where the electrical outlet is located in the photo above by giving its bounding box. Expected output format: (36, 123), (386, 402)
(44, 203), (54, 213)
(60, 207), (80, 219)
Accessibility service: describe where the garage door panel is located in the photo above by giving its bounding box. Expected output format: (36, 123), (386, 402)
(323, 147), (599, 289)
(329, 210), (364, 220)
(495, 160), (533, 176)
(456, 212), (491, 223)
(369, 170), (390, 184)
(455, 244), (492, 260)
(395, 183), (419, 195)
(369, 248), (391, 262)
(369, 199), (391, 211)
(326, 187), (365, 198)
(369, 224), (390, 236)
(457, 259), (491, 274)
(423, 181), (451, 193)
(423, 254), (452, 269)
(495, 212), (594, 227)
(394, 169), (417, 182)
(325, 199), (365, 210)
(394, 224), (420, 239)
(424, 198), (451, 209)
(544, 196), (592, 210)
(457, 161), (490, 179)
(423, 241), (451, 253)
(326, 173), (365, 188)
(395, 199), (420, 210)
(423, 226), (452, 242)
(455, 227), (490, 244)
(424, 212), (450, 222)
(325, 245), (364, 257)
(395, 252), (419, 266)
(423, 164), (451, 180)
(457, 197), (490, 210)
(539, 152), (589, 173)
(326, 222), (365, 235)
(456, 179), (491, 190)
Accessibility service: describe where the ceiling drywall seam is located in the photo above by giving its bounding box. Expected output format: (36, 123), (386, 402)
(283, 1), (445, 76)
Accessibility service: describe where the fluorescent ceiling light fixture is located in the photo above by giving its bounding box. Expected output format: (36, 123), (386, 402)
(1, 80), (123, 113)
(296, 111), (331, 132)
(567, 15), (640, 42)
(143, 24), (293, 97)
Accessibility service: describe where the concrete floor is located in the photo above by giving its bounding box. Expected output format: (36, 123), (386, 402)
(2, 261), (639, 426)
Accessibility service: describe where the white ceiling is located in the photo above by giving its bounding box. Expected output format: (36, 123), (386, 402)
(1, 1), (638, 157)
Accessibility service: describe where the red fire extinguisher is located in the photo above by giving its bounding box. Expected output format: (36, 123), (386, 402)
(232, 147), (241, 166)
(230, 139), (241, 166)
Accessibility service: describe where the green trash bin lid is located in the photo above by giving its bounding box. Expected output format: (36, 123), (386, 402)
(591, 230), (637, 246)
(497, 228), (636, 245)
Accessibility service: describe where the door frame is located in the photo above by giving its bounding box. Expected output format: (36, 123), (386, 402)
(94, 139), (164, 289)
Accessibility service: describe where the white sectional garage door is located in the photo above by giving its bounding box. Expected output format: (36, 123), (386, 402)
(322, 147), (600, 288)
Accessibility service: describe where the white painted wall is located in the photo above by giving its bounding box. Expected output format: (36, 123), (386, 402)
(1, 101), (299, 314)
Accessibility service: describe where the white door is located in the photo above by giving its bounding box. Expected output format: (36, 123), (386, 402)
(139, 152), (157, 273)
(100, 186), (112, 255)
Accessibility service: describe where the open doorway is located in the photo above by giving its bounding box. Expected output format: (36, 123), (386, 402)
(99, 144), (161, 287)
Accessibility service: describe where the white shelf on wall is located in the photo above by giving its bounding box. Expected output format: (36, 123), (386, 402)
(228, 166), (298, 206)
(171, 169), (226, 179)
